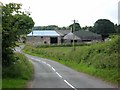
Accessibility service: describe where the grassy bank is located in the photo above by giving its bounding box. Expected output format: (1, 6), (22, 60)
(0, 79), (1, 90)
(0, 63), (1, 89)
(2, 53), (34, 88)
(23, 35), (119, 85)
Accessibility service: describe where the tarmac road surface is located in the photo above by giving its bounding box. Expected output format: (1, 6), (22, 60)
(25, 54), (116, 89)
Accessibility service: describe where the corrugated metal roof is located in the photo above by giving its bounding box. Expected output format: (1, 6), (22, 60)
(27, 30), (60, 37)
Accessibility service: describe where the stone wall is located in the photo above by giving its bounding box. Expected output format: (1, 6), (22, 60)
(57, 36), (61, 45)
(26, 36), (61, 45)
(26, 36), (50, 45)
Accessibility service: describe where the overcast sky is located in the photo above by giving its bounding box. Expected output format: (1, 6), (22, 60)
(2, 0), (119, 27)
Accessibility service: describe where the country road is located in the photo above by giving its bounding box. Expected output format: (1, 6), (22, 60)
(15, 45), (117, 89)
(25, 54), (116, 89)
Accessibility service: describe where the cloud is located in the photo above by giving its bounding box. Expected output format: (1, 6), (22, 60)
(2, 0), (119, 26)
(118, 1), (120, 24)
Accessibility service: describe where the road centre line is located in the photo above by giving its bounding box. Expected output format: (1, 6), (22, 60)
(42, 61), (46, 64)
(35, 58), (41, 61)
(56, 72), (62, 78)
(64, 80), (76, 90)
(31, 57), (77, 89)
(44, 62), (47, 64)
(30, 57), (34, 60)
(30, 57), (41, 62)
(47, 64), (51, 67)
(52, 67), (56, 71)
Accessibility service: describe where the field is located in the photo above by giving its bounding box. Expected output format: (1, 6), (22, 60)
(23, 35), (120, 85)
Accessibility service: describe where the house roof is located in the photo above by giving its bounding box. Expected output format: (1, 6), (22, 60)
(74, 30), (101, 39)
(27, 30), (60, 37)
(63, 32), (81, 40)
(55, 30), (70, 36)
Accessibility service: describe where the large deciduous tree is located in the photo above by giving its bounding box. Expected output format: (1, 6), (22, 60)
(115, 24), (120, 34)
(69, 23), (81, 32)
(93, 19), (116, 40)
(2, 3), (34, 66)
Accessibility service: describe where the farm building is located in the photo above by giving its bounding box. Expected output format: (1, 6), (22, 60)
(74, 30), (102, 42)
(63, 32), (81, 44)
(26, 30), (102, 45)
(27, 30), (61, 45)
(55, 30), (70, 43)
(55, 30), (70, 37)
(56, 30), (102, 44)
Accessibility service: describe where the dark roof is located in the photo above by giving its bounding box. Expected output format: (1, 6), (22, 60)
(74, 30), (101, 40)
(55, 30), (70, 36)
(63, 32), (81, 40)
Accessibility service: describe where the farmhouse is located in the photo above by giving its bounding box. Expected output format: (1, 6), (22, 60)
(26, 30), (102, 45)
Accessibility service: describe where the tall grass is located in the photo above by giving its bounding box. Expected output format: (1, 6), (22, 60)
(2, 53), (34, 88)
(0, 79), (1, 90)
(0, 62), (1, 89)
(23, 35), (119, 85)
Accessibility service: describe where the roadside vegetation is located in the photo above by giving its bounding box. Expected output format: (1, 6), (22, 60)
(23, 35), (119, 85)
(2, 2), (119, 88)
(2, 52), (34, 88)
(2, 3), (34, 89)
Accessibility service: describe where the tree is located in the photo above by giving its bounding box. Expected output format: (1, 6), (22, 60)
(59, 26), (67, 30)
(69, 23), (81, 32)
(14, 14), (34, 34)
(93, 19), (115, 40)
(81, 26), (94, 32)
(2, 3), (34, 66)
(88, 26), (94, 32)
(117, 25), (120, 33)
(81, 26), (88, 30)
(115, 24), (120, 34)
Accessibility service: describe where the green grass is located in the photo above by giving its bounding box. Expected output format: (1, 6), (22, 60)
(23, 35), (119, 85)
(0, 79), (1, 90)
(0, 66), (2, 89)
(2, 53), (34, 88)
(2, 79), (27, 88)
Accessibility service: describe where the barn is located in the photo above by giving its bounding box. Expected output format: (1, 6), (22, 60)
(26, 30), (102, 45)
(56, 30), (102, 43)
(63, 32), (81, 44)
(74, 30), (102, 42)
(26, 30), (61, 45)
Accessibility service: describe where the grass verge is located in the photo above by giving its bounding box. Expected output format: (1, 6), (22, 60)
(0, 79), (1, 90)
(2, 52), (34, 88)
(2, 79), (27, 88)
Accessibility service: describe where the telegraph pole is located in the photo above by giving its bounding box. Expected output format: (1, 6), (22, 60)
(73, 20), (75, 51)
(72, 19), (77, 51)
(32, 27), (34, 45)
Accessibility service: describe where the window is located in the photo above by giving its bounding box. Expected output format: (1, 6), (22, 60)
(44, 41), (47, 44)
(71, 40), (77, 43)
(50, 37), (58, 44)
